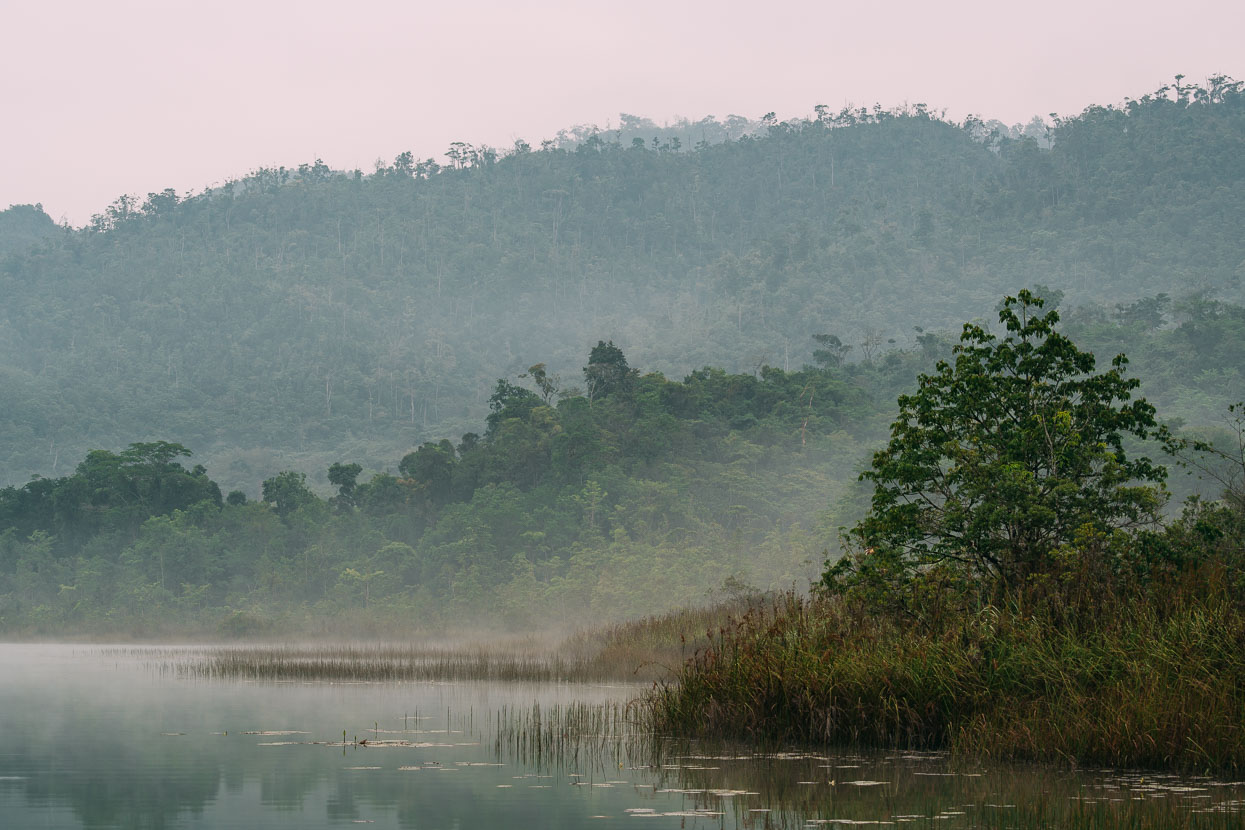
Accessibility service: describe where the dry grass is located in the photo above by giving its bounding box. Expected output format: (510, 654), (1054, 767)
(644, 572), (1245, 772)
(170, 598), (757, 684)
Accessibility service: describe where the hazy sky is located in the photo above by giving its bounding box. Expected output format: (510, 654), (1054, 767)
(3, 0), (1243, 226)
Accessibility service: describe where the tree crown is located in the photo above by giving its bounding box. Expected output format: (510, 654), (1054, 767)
(833, 290), (1167, 590)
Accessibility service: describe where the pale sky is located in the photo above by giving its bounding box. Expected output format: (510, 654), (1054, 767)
(3, 0), (1243, 226)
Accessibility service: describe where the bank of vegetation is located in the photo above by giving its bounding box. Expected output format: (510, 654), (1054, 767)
(647, 293), (1245, 771)
(1, 288), (1242, 640)
(0, 342), (881, 636)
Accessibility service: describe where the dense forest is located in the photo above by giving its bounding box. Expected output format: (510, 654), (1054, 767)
(1, 298), (1242, 636)
(1, 77), (1243, 635)
(0, 343), (888, 634)
(1, 77), (1243, 491)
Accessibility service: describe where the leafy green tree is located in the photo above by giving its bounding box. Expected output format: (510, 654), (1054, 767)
(353, 473), (409, 517)
(830, 290), (1168, 590)
(520, 363), (558, 403)
(399, 441), (456, 506)
(573, 480), (607, 531)
(261, 471), (317, 518)
(550, 396), (609, 483)
(811, 334), (852, 368)
(485, 380), (542, 436)
(327, 462), (363, 507)
(338, 567), (384, 608)
(584, 341), (634, 402)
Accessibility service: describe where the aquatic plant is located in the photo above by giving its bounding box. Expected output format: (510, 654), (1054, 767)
(162, 599), (750, 683)
(645, 569), (1245, 771)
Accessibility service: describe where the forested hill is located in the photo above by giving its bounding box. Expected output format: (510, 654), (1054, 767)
(0, 349), (881, 632)
(2, 77), (1243, 489)
(0, 204), (59, 256)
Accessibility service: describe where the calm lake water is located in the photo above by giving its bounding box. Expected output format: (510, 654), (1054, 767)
(1, 644), (1242, 829)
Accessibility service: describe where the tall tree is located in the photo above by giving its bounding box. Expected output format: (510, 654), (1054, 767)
(584, 341), (634, 402)
(832, 290), (1168, 589)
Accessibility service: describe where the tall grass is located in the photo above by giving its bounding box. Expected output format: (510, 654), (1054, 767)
(187, 642), (602, 682)
(174, 599), (752, 683)
(493, 701), (648, 770)
(645, 566), (1245, 771)
(486, 703), (1245, 829)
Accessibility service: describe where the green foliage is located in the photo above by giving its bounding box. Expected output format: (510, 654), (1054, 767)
(830, 291), (1167, 594)
(260, 471), (315, 518)
(584, 340), (635, 402)
(2, 287), (1240, 638)
(0, 441), (220, 553)
(0, 344), (873, 634)
(0, 204), (58, 255)
(327, 462), (362, 505)
(2, 79), (1243, 488)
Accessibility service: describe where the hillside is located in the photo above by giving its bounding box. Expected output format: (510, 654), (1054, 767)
(1, 77), (1243, 490)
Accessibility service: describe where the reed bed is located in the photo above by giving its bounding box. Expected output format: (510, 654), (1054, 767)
(493, 700), (655, 769)
(645, 576), (1245, 772)
(166, 599), (748, 683)
(182, 643), (608, 683)
(488, 705), (1245, 830)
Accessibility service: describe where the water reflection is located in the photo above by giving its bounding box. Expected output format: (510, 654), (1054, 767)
(0, 645), (1242, 829)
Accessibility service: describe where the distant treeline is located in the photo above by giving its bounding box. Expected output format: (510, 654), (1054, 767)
(0, 344), (883, 635)
(1, 77), (1243, 489)
(2, 282), (1243, 638)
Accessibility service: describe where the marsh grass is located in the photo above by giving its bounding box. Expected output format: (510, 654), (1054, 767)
(159, 599), (751, 683)
(485, 704), (1245, 830)
(645, 570), (1245, 772)
(493, 700), (650, 771)
(184, 642), (603, 682)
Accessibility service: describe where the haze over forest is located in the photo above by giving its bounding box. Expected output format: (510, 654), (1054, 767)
(1, 77), (1243, 632)
(3, 78), (1243, 488)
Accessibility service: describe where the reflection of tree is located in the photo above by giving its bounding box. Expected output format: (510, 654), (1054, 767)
(2, 696), (221, 829)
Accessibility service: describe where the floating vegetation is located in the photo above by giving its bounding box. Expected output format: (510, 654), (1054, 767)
(486, 701), (1245, 830)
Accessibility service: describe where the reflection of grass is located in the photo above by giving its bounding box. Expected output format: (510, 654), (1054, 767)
(645, 583), (1245, 772)
(488, 707), (1245, 830)
(493, 701), (639, 769)
(172, 600), (753, 683)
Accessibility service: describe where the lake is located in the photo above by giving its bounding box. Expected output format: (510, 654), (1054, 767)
(1, 644), (1242, 828)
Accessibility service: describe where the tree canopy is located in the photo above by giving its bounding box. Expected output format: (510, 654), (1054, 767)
(829, 290), (1168, 592)
(0, 343), (877, 633)
(2, 79), (1243, 489)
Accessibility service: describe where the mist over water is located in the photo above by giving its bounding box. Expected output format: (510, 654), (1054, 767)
(2, 645), (1242, 829)
(0, 57), (1243, 830)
